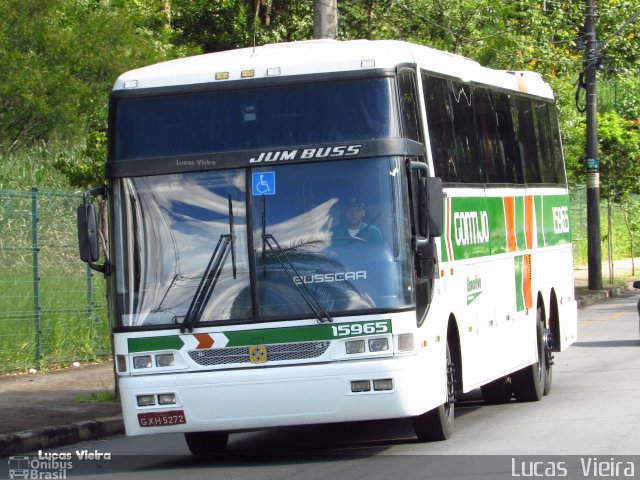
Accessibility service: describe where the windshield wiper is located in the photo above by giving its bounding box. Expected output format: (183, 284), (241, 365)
(262, 233), (333, 324)
(181, 195), (236, 333)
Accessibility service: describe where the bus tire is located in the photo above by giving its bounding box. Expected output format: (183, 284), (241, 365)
(413, 343), (455, 441)
(481, 376), (512, 404)
(511, 312), (546, 402)
(184, 431), (229, 455)
(543, 326), (553, 396)
(544, 296), (559, 396)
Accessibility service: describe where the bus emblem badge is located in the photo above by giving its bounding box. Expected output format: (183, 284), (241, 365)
(249, 345), (268, 364)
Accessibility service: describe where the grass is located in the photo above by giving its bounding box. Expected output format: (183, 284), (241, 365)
(0, 142), (84, 190)
(74, 389), (118, 404)
(0, 186), (110, 373)
(0, 270), (110, 372)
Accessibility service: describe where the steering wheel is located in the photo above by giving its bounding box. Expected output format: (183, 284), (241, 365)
(333, 235), (367, 244)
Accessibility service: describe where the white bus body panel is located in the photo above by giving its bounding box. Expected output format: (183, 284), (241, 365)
(119, 349), (445, 436)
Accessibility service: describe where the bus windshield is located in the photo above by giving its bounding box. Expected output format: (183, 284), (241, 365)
(113, 157), (414, 328)
(112, 76), (399, 161)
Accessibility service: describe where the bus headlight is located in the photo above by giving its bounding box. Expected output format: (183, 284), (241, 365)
(345, 340), (366, 354)
(156, 353), (175, 367)
(133, 355), (152, 369)
(368, 338), (389, 352)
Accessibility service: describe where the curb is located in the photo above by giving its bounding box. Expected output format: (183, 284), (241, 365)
(0, 416), (124, 457)
(576, 285), (628, 309)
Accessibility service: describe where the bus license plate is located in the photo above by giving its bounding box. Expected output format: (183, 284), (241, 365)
(138, 410), (186, 427)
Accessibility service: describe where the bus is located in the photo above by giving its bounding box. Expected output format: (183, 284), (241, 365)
(77, 39), (577, 454)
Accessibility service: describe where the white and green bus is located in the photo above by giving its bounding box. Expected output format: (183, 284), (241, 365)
(78, 39), (577, 454)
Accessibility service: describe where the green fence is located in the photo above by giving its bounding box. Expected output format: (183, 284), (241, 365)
(0, 188), (109, 372)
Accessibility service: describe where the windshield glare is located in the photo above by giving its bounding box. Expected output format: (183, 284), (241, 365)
(113, 158), (413, 328)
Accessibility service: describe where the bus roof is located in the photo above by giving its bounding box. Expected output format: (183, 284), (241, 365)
(114, 39), (554, 99)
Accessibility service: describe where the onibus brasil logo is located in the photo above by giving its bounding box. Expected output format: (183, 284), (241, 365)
(7, 450), (111, 479)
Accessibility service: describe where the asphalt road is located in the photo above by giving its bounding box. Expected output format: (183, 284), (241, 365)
(18, 290), (640, 479)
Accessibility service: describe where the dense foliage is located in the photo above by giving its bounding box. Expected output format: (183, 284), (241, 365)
(0, 0), (638, 194)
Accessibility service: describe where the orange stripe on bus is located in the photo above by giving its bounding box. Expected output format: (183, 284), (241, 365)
(524, 195), (534, 250)
(523, 254), (533, 309)
(504, 196), (517, 252)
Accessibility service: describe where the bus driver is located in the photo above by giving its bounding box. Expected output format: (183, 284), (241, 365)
(331, 197), (383, 245)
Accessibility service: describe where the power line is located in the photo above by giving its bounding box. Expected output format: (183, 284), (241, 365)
(601, 10), (640, 48)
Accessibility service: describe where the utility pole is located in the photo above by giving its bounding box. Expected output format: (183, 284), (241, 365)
(314, 0), (338, 39)
(585, 0), (602, 290)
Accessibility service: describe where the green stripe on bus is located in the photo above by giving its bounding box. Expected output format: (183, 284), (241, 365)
(442, 193), (570, 262)
(540, 195), (571, 246)
(534, 195), (545, 247)
(225, 320), (392, 346)
(128, 336), (185, 353)
(514, 256), (525, 312)
(486, 196), (506, 255)
(446, 196), (491, 260)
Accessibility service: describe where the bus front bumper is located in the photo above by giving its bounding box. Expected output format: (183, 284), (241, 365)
(119, 354), (443, 436)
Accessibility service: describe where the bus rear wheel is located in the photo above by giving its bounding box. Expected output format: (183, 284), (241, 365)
(413, 343), (455, 441)
(184, 431), (229, 455)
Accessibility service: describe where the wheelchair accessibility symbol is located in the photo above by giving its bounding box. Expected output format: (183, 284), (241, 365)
(252, 172), (276, 196)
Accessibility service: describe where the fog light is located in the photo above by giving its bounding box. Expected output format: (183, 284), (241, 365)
(397, 334), (415, 352)
(133, 355), (152, 369)
(351, 380), (371, 392)
(137, 394), (156, 406)
(156, 353), (175, 367)
(346, 340), (365, 354)
(158, 393), (176, 405)
(373, 379), (393, 391)
(368, 338), (389, 352)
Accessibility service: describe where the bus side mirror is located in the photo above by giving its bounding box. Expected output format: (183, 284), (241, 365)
(77, 203), (100, 263)
(418, 177), (443, 238)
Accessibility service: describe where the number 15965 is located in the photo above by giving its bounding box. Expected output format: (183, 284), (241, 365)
(331, 321), (390, 338)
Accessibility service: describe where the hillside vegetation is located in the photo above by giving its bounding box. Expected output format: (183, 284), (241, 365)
(1, 0), (638, 260)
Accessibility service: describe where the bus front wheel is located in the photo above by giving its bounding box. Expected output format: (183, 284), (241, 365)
(413, 343), (455, 441)
(511, 309), (546, 402)
(184, 431), (229, 455)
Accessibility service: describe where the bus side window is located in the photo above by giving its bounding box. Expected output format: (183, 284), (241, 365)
(473, 86), (502, 183)
(491, 91), (523, 184)
(511, 96), (542, 184)
(532, 101), (559, 184)
(398, 69), (423, 143)
(448, 80), (482, 184)
(547, 105), (567, 185)
(421, 74), (458, 183)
